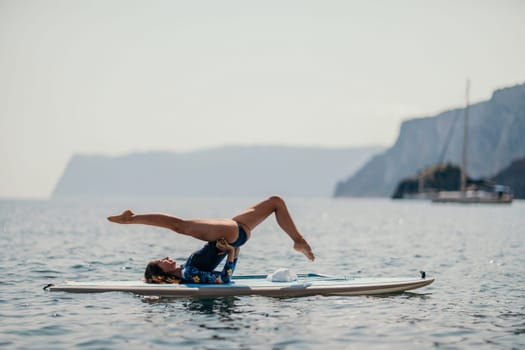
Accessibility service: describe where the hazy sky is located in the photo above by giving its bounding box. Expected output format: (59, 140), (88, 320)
(1, 0), (524, 198)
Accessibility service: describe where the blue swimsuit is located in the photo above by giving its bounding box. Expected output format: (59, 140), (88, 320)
(181, 223), (248, 284)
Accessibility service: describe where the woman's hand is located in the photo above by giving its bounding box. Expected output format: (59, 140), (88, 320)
(216, 238), (234, 254)
(217, 238), (235, 262)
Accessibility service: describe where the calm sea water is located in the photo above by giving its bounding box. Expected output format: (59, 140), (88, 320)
(0, 197), (523, 349)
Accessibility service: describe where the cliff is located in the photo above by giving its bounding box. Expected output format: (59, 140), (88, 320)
(335, 83), (525, 197)
(53, 145), (382, 197)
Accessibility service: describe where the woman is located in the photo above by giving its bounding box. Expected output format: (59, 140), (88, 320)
(107, 196), (315, 284)
(142, 239), (240, 284)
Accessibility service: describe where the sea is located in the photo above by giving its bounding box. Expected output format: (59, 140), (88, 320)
(0, 197), (523, 349)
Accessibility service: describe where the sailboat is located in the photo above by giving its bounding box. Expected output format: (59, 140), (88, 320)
(432, 80), (513, 204)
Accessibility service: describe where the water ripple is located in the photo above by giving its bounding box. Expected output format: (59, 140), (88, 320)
(0, 198), (523, 349)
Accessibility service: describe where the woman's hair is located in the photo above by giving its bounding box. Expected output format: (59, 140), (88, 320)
(144, 261), (181, 284)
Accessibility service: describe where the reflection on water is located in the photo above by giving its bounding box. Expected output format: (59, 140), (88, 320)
(368, 291), (433, 300)
(141, 296), (240, 318)
(183, 297), (239, 318)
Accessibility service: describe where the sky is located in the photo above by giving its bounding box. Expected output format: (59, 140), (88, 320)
(0, 0), (524, 198)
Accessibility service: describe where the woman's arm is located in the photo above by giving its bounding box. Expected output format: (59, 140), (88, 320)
(183, 258), (237, 284)
(183, 240), (238, 284)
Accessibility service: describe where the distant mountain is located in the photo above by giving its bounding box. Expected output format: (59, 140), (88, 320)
(335, 83), (525, 197)
(53, 145), (383, 197)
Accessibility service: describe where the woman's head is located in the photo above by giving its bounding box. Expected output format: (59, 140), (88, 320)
(144, 257), (181, 284)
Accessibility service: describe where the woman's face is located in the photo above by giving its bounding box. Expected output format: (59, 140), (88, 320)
(155, 257), (177, 273)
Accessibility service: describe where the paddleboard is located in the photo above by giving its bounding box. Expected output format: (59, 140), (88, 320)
(44, 273), (434, 297)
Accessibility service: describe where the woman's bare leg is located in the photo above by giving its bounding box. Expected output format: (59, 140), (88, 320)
(108, 196), (315, 260)
(107, 210), (238, 242)
(232, 196), (315, 261)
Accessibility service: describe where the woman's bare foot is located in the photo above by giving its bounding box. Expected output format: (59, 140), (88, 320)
(294, 240), (315, 261)
(107, 210), (134, 224)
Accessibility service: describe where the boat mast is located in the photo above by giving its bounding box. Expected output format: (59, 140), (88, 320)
(461, 79), (470, 193)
